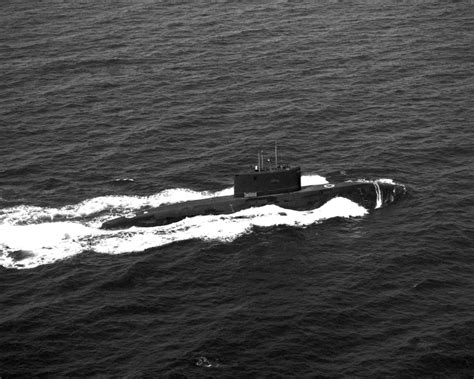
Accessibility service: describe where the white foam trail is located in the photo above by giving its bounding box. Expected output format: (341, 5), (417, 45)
(0, 222), (96, 269)
(301, 174), (328, 186)
(93, 197), (367, 254)
(374, 182), (382, 209)
(0, 199), (366, 270)
(0, 174), (375, 270)
(0, 187), (235, 226)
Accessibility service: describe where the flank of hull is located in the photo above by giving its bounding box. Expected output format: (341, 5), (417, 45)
(101, 181), (405, 230)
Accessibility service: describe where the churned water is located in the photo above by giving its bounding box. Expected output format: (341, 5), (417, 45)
(1, 0), (473, 376)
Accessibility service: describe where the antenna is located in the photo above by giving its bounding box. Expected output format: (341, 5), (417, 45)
(274, 141), (278, 169)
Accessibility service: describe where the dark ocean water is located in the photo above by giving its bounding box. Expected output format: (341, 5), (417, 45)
(1, 0), (473, 376)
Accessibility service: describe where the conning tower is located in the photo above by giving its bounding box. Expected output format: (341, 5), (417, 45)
(234, 147), (301, 198)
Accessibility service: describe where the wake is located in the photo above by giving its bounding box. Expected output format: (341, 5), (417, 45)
(0, 175), (371, 270)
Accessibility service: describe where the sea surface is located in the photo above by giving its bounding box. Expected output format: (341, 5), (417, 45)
(1, 0), (473, 376)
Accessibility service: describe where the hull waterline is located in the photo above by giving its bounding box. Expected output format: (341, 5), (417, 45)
(101, 181), (405, 230)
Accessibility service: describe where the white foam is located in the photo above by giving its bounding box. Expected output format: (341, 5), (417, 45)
(374, 182), (382, 209)
(301, 174), (328, 186)
(375, 178), (406, 191)
(0, 222), (97, 269)
(0, 174), (376, 270)
(0, 196), (367, 270)
(0, 187), (234, 226)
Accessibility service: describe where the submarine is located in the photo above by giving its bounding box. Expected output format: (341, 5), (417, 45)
(101, 149), (406, 230)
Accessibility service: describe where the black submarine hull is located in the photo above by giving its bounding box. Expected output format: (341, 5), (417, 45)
(101, 181), (405, 230)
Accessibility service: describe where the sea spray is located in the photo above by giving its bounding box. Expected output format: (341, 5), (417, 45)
(0, 196), (366, 270)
